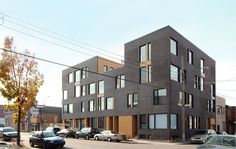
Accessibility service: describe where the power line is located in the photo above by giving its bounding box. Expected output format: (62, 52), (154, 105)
(3, 13), (125, 59)
(0, 22), (152, 78)
(0, 47), (157, 89)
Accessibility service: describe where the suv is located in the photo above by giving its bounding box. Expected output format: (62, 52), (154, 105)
(191, 129), (217, 144)
(45, 127), (61, 135)
(75, 127), (99, 140)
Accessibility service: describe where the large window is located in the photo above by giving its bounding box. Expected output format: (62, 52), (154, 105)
(127, 93), (138, 108)
(194, 75), (200, 90)
(187, 94), (193, 108)
(200, 77), (204, 91)
(187, 49), (193, 64)
(140, 67), (146, 83)
(81, 85), (86, 96)
(116, 74), (125, 89)
(170, 38), (178, 56)
(63, 104), (73, 114)
(211, 84), (215, 98)
(69, 104), (73, 113)
(200, 59), (204, 73)
(75, 86), (80, 97)
(68, 72), (73, 83)
(139, 43), (151, 62)
(139, 45), (146, 62)
(148, 43), (151, 61)
(170, 65), (179, 82)
(106, 97), (114, 110)
(148, 65), (152, 83)
(63, 90), (67, 100)
(153, 89), (167, 105)
(188, 116), (193, 129)
(81, 102), (84, 112)
(207, 99), (216, 112)
(88, 83), (96, 95)
(140, 114), (147, 129)
(88, 100), (94, 112)
(98, 80), (104, 94)
(98, 97), (105, 111)
(75, 70), (81, 82)
(103, 65), (108, 72)
(148, 114), (167, 129)
(63, 105), (67, 113)
(82, 67), (87, 79)
(170, 114), (177, 129)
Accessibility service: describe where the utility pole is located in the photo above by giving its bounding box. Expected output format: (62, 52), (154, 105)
(181, 55), (186, 143)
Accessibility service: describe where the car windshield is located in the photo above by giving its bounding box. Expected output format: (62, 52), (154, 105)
(207, 136), (236, 147)
(43, 132), (56, 138)
(194, 130), (207, 135)
(4, 128), (16, 132)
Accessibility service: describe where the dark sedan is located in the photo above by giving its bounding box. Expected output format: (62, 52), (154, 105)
(75, 127), (99, 140)
(29, 131), (65, 148)
(57, 129), (76, 138)
(0, 127), (17, 141)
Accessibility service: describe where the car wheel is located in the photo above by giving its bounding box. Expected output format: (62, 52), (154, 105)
(95, 136), (99, 141)
(75, 135), (79, 139)
(29, 141), (34, 147)
(85, 135), (89, 140)
(107, 137), (112, 142)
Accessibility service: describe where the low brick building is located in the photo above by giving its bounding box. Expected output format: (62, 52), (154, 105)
(226, 105), (236, 134)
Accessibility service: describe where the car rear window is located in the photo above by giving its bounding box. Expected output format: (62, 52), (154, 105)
(194, 130), (207, 135)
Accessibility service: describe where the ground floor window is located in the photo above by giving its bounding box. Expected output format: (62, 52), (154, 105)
(148, 114), (167, 129)
(98, 117), (105, 129)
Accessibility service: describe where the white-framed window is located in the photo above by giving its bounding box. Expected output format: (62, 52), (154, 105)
(89, 100), (94, 112)
(170, 114), (177, 129)
(170, 38), (178, 56)
(98, 80), (104, 94)
(75, 70), (81, 82)
(75, 86), (80, 97)
(106, 97), (114, 110)
(68, 72), (73, 83)
(88, 83), (96, 95)
(63, 90), (67, 100)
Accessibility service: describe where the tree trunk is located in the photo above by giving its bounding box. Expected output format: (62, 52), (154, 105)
(17, 105), (21, 145)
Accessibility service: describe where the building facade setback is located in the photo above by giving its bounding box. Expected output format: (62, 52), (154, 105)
(62, 26), (216, 140)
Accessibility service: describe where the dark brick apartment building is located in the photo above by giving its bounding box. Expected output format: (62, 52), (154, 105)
(62, 26), (216, 140)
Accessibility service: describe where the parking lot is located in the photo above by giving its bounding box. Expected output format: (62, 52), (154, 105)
(13, 132), (197, 149)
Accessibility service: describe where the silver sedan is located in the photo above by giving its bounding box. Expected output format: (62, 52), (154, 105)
(94, 130), (124, 142)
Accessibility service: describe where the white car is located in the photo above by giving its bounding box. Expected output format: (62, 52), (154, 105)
(94, 130), (124, 142)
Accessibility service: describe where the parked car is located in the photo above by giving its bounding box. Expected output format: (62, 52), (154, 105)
(0, 124), (5, 128)
(94, 130), (124, 142)
(191, 129), (217, 144)
(216, 131), (228, 135)
(29, 131), (65, 148)
(196, 135), (236, 149)
(75, 127), (99, 140)
(57, 128), (76, 138)
(45, 127), (61, 135)
(0, 127), (17, 141)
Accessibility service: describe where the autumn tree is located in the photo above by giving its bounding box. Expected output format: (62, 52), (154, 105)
(0, 37), (44, 145)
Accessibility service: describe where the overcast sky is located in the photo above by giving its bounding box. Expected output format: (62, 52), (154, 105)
(0, 0), (236, 106)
